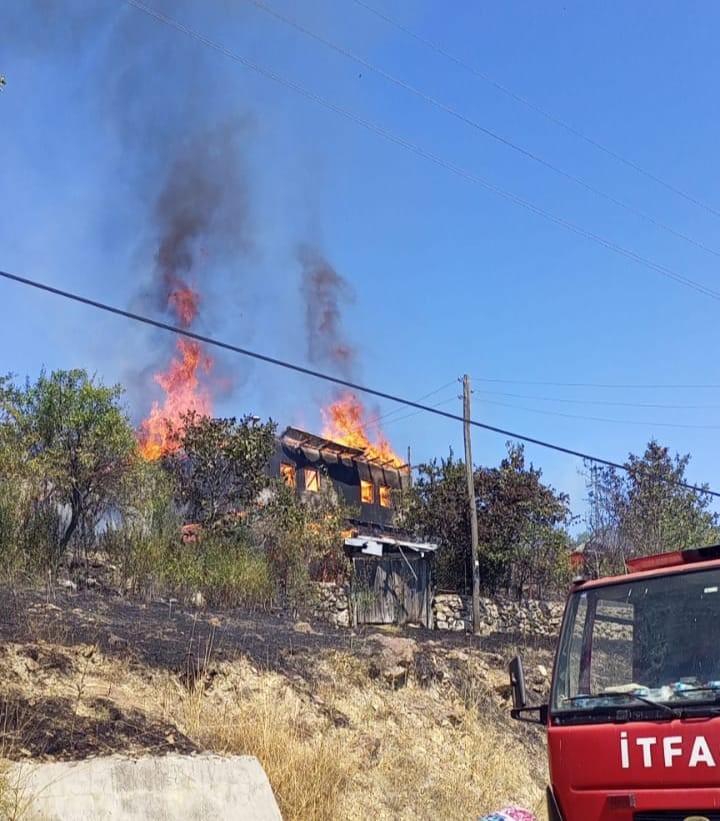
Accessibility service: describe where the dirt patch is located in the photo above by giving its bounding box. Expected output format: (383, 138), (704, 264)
(0, 692), (198, 760)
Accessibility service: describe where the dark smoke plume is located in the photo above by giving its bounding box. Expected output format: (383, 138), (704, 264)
(298, 245), (356, 378)
(152, 122), (252, 318)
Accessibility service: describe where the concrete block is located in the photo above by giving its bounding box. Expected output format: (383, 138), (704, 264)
(8, 753), (283, 820)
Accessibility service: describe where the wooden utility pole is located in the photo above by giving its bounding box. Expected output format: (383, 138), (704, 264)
(462, 374), (481, 634)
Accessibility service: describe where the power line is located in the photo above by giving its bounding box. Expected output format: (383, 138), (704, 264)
(474, 388), (720, 410)
(245, 0), (720, 260)
(478, 397), (720, 430)
(123, 0), (720, 304)
(366, 380), (458, 426)
(350, 0), (720, 221)
(373, 394), (459, 429)
(472, 376), (720, 390)
(2, 267), (720, 499)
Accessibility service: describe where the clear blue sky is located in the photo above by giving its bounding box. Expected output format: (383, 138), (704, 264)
(3, 0), (720, 529)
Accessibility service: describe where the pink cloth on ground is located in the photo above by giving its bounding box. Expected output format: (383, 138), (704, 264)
(478, 808), (537, 821)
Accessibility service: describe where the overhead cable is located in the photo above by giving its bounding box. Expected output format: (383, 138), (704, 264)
(474, 388), (720, 410)
(367, 380), (458, 426)
(477, 397), (720, 430)
(246, 0), (720, 259)
(123, 0), (720, 303)
(350, 0), (720, 221)
(472, 376), (720, 389)
(2, 267), (720, 499)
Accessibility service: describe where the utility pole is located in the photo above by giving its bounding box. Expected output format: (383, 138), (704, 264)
(463, 374), (481, 634)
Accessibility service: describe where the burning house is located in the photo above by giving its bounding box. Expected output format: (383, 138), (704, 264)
(270, 421), (437, 628)
(130, 144), (437, 625)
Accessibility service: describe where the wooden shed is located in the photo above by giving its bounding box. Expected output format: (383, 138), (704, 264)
(345, 534), (437, 628)
(269, 426), (437, 628)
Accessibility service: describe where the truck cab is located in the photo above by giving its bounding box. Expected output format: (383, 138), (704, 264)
(510, 543), (720, 820)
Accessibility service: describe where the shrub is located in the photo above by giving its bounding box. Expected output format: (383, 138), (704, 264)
(163, 534), (273, 609)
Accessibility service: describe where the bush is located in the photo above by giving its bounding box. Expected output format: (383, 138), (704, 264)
(102, 519), (274, 610)
(0, 478), (65, 582)
(164, 536), (273, 609)
(0, 479), (25, 578)
(252, 481), (353, 612)
(100, 462), (183, 598)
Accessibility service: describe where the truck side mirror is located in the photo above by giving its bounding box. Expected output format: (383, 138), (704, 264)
(508, 656), (548, 724)
(509, 655), (527, 709)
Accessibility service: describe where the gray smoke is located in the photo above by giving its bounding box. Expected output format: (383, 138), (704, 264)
(152, 122), (253, 321)
(298, 245), (356, 379)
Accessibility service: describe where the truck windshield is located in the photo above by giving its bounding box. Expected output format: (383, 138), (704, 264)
(552, 566), (720, 717)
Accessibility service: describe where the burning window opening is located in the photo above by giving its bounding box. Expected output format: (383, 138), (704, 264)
(360, 480), (374, 505)
(280, 463), (296, 488)
(379, 485), (391, 508)
(305, 468), (320, 493)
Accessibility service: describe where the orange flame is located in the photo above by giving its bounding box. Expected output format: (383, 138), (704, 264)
(137, 285), (213, 460)
(168, 285), (200, 327)
(321, 391), (404, 467)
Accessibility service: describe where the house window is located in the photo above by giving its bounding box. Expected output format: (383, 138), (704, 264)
(379, 485), (391, 508)
(360, 480), (374, 504)
(280, 463), (296, 488)
(305, 468), (320, 493)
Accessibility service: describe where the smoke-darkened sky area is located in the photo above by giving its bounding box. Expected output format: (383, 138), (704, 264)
(3, 0), (720, 525)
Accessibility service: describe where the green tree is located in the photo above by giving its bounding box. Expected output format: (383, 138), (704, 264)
(0, 374), (23, 474)
(166, 412), (277, 526)
(399, 454), (471, 591)
(475, 444), (571, 598)
(402, 444), (571, 598)
(254, 476), (354, 609)
(4, 369), (137, 565)
(585, 440), (719, 573)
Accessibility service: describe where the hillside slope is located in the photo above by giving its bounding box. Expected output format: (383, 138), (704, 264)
(0, 586), (552, 820)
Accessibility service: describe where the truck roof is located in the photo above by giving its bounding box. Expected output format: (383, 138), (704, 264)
(572, 543), (720, 592)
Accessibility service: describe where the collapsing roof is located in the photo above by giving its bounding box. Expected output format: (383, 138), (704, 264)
(279, 426), (411, 487)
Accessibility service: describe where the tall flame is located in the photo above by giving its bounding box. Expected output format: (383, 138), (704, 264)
(137, 284), (213, 460)
(321, 391), (404, 467)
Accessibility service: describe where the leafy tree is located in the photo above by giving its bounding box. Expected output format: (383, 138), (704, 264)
(3, 369), (137, 565)
(402, 444), (571, 598)
(102, 458), (183, 596)
(252, 476), (354, 608)
(585, 440), (719, 573)
(399, 454), (471, 591)
(0, 374), (24, 474)
(475, 444), (571, 598)
(166, 411), (277, 526)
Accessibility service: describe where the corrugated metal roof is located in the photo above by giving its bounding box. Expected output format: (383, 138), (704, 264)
(344, 535), (438, 554)
(280, 426), (411, 472)
(281, 426), (365, 458)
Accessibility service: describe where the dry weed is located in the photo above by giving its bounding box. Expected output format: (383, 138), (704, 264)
(0, 701), (39, 821)
(178, 680), (352, 821)
(0, 595), (548, 821)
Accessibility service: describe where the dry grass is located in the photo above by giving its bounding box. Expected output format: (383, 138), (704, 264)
(156, 647), (546, 821)
(0, 599), (548, 821)
(0, 702), (37, 821)
(192, 689), (351, 820)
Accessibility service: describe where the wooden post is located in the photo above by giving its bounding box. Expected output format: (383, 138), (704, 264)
(463, 374), (481, 634)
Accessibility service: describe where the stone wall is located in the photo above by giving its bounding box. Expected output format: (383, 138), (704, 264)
(310, 581), (351, 627)
(433, 593), (564, 636)
(309, 582), (563, 636)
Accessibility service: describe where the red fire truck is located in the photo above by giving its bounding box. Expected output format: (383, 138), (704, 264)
(510, 543), (720, 820)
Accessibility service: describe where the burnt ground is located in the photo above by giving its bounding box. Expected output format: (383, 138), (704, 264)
(0, 584), (553, 763)
(0, 586), (556, 674)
